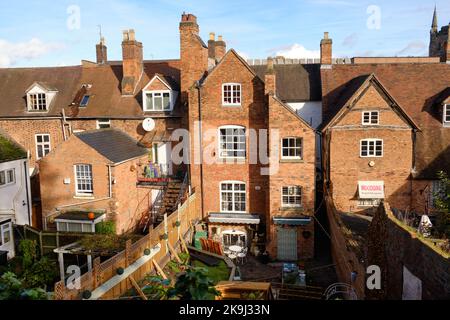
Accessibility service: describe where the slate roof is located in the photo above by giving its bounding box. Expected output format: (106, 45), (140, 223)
(0, 60), (181, 119)
(321, 63), (450, 179)
(251, 64), (322, 102)
(75, 128), (149, 164)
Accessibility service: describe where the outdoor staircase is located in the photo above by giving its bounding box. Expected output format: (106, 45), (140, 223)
(154, 179), (183, 225)
(272, 283), (324, 300)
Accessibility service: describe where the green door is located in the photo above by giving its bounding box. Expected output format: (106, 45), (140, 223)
(277, 227), (298, 261)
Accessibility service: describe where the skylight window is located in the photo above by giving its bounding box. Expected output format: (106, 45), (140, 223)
(80, 95), (90, 107)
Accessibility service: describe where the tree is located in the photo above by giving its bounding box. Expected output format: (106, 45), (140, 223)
(170, 267), (220, 300)
(0, 272), (48, 300)
(434, 171), (450, 238)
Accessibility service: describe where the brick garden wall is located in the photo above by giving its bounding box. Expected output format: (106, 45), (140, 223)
(367, 202), (450, 300)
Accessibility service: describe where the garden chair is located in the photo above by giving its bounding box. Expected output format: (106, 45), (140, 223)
(237, 248), (248, 265)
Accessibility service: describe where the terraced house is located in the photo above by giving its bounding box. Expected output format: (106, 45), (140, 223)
(0, 13), (321, 262)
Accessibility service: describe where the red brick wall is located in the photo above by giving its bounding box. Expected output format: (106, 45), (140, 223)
(39, 134), (151, 234)
(0, 118), (65, 166)
(326, 84), (414, 213)
(266, 95), (316, 259)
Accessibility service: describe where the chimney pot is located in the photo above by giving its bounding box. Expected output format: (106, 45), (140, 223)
(129, 29), (136, 41)
(209, 32), (215, 41)
(324, 32), (329, 40)
(123, 30), (129, 41)
(218, 35), (223, 41)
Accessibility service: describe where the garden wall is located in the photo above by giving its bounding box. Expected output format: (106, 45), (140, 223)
(367, 202), (450, 300)
(54, 193), (200, 300)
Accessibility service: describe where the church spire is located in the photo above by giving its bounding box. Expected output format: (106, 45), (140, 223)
(431, 5), (438, 33)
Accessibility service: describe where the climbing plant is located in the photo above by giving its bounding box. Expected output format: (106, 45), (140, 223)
(434, 171), (450, 238)
(18, 239), (38, 269)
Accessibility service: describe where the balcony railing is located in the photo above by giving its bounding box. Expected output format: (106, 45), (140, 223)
(137, 163), (172, 185)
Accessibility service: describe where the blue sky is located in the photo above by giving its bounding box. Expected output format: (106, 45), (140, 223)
(0, 0), (449, 67)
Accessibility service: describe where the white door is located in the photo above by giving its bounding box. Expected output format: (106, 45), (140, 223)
(277, 227), (298, 261)
(156, 143), (172, 175)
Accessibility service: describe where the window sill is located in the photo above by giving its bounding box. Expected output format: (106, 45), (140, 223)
(73, 195), (95, 200)
(221, 104), (242, 108)
(280, 159), (304, 163)
(280, 206), (304, 212)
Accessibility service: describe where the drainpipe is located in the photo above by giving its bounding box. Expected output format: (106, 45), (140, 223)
(195, 81), (205, 220)
(61, 109), (71, 141)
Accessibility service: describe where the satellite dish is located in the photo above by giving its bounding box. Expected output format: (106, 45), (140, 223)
(142, 118), (155, 132)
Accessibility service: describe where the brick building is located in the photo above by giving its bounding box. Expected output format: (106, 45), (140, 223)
(39, 129), (152, 234)
(183, 14), (319, 260)
(320, 32), (450, 215)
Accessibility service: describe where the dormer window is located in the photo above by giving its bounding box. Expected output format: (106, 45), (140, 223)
(145, 91), (172, 111)
(444, 104), (450, 126)
(80, 95), (90, 107)
(142, 75), (178, 112)
(28, 93), (48, 111)
(26, 82), (57, 113)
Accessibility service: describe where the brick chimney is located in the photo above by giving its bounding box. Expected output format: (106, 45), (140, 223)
(265, 57), (276, 96)
(180, 13), (208, 103)
(208, 32), (216, 59)
(446, 26), (450, 64)
(320, 32), (333, 67)
(96, 37), (107, 64)
(214, 35), (226, 62)
(121, 29), (143, 96)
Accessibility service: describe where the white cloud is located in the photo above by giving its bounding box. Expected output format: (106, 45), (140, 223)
(395, 41), (427, 56)
(0, 38), (64, 67)
(274, 44), (320, 59)
(342, 33), (358, 48)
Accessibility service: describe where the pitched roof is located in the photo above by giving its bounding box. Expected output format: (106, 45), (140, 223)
(75, 129), (148, 164)
(271, 95), (315, 131)
(321, 63), (450, 179)
(320, 73), (420, 132)
(251, 64), (322, 102)
(0, 130), (27, 163)
(0, 60), (181, 119)
(0, 66), (83, 117)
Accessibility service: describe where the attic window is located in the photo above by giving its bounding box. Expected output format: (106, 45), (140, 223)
(80, 95), (90, 107)
(362, 111), (379, 125)
(144, 91), (172, 111)
(28, 93), (48, 111)
(444, 104), (450, 126)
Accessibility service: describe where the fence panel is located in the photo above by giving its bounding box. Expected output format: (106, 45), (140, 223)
(54, 192), (199, 300)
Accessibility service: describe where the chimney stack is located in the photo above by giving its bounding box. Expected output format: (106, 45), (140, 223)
(96, 37), (107, 64)
(208, 32), (216, 59)
(121, 29), (143, 96)
(265, 57), (276, 96)
(446, 25), (450, 64)
(320, 32), (333, 67)
(214, 35), (226, 62)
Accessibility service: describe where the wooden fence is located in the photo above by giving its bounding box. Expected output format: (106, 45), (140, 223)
(15, 225), (86, 258)
(54, 192), (200, 300)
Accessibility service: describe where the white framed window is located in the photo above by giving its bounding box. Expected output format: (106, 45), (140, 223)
(358, 199), (381, 207)
(360, 139), (383, 157)
(0, 169), (15, 187)
(218, 125), (246, 159)
(444, 104), (450, 126)
(28, 93), (48, 111)
(56, 221), (96, 233)
(281, 137), (303, 159)
(35, 134), (51, 159)
(220, 181), (246, 213)
(221, 230), (247, 249)
(222, 83), (242, 106)
(282, 186), (302, 207)
(96, 119), (111, 129)
(74, 164), (93, 196)
(144, 91), (172, 111)
(0, 222), (12, 246)
(362, 111), (379, 125)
